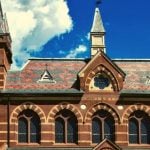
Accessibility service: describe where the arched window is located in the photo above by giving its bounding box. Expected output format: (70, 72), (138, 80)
(18, 109), (41, 143)
(55, 109), (78, 143)
(129, 110), (150, 144)
(92, 109), (115, 143)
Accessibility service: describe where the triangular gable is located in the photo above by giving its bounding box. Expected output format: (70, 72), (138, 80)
(93, 139), (121, 150)
(78, 51), (125, 92)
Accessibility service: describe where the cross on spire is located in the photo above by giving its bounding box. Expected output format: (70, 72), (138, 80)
(45, 63), (48, 70)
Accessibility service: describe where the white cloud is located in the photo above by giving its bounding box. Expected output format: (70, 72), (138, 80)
(1, 0), (73, 69)
(66, 45), (87, 58)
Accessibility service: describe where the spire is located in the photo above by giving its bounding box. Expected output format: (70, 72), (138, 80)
(90, 2), (106, 57)
(91, 7), (105, 33)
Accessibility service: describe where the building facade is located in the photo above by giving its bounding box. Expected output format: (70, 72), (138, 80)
(0, 3), (150, 150)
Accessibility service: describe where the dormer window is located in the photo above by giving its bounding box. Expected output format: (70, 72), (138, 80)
(94, 74), (110, 89)
(37, 64), (56, 83)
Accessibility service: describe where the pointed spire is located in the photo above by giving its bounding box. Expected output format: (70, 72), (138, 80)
(90, 3), (106, 57)
(91, 7), (105, 33)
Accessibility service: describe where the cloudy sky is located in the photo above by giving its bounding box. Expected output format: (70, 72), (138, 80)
(1, 0), (150, 69)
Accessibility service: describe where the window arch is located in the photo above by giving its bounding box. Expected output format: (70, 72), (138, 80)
(92, 109), (115, 143)
(129, 110), (150, 144)
(55, 109), (78, 144)
(18, 109), (41, 143)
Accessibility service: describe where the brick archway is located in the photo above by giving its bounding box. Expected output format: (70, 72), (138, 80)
(10, 102), (46, 124)
(85, 65), (120, 92)
(122, 104), (150, 124)
(84, 103), (120, 124)
(47, 103), (83, 124)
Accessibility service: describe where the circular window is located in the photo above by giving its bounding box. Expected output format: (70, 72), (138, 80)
(94, 74), (110, 89)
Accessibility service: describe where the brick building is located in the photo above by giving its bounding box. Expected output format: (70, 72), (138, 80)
(0, 2), (150, 150)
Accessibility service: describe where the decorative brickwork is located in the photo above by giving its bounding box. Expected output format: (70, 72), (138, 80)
(47, 103), (83, 123)
(122, 104), (150, 124)
(84, 103), (120, 124)
(10, 102), (46, 124)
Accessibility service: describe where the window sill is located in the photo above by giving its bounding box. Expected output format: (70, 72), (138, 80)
(16, 143), (40, 146)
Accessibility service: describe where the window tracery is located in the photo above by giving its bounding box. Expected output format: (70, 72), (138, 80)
(55, 109), (78, 144)
(92, 109), (115, 143)
(18, 109), (41, 143)
(129, 110), (150, 144)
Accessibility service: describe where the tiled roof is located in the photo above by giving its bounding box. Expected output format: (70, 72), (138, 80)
(3, 59), (150, 94)
(4, 59), (87, 92)
(115, 60), (150, 93)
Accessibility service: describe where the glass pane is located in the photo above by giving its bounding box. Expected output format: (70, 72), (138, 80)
(55, 118), (65, 143)
(18, 134), (28, 143)
(129, 118), (138, 143)
(94, 75), (110, 89)
(30, 117), (40, 133)
(30, 133), (40, 143)
(18, 117), (28, 143)
(67, 117), (77, 143)
(141, 118), (150, 144)
(104, 116), (115, 141)
(30, 117), (40, 143)
(92, 118), (102, 143)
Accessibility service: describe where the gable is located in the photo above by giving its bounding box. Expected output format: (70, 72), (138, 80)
(93, 139), (121, 150)
(78, 52), (125, 92)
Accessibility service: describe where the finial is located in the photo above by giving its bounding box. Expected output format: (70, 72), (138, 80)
(45, 64), (48, 70)
(96, 0), (102, 7)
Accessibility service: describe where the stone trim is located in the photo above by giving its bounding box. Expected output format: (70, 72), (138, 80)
(122, 104), (150, 123)
(84, 103), (120, 124)
(47, 103), (83, 123)
(85, 64), (120, 91)
(10, 102), (46, 124)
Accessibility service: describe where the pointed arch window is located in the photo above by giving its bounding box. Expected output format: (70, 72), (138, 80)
(55, 109), (78, 144)
(129, 110), (150, 144)
(18, 109), (41, 143)
(92, 109), (115, 143)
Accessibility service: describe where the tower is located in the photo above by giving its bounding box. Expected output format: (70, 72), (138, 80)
(0, 2), (12, 90)
(90, 6), (106, 57)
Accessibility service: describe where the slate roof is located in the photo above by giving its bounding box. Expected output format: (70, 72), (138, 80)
(2, 59), (150, 94)
(115, 60), (150, 94)
(4, 59), (87, 93)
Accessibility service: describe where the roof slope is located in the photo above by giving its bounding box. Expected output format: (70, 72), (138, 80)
(4, 59), (86, 93)
(3, 59), (150, 94)
(115, 60), (150, 93)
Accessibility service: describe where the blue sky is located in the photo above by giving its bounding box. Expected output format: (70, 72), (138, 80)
(2, 0), (150, 69)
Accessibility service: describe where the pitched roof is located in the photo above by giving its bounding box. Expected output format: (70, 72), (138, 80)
(4, 59), (87, 93)
(3, 59), (150, 94)
(115, 60), (150, 93)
